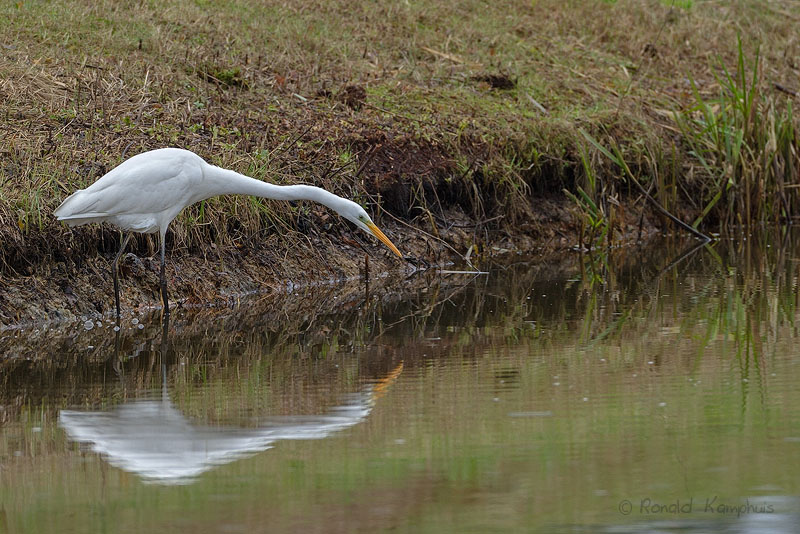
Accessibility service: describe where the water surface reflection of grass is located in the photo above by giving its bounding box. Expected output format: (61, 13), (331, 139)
(1, 235), (800, 532)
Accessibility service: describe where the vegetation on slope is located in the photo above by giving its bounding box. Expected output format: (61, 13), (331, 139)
(0, 0), (798, 321)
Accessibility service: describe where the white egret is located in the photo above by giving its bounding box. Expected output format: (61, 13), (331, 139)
(55, 148), (403, 316)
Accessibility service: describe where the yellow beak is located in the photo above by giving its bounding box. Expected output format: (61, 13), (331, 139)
(366, 222), (403, 258)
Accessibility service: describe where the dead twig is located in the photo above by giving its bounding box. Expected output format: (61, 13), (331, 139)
(774, 83), (798, 98)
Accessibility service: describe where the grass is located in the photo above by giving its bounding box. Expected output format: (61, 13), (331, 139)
(676, 38), (799, 228)
(1, 0), (799, 317)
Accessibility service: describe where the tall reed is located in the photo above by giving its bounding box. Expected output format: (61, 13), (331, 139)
(675, 38), (799, 228)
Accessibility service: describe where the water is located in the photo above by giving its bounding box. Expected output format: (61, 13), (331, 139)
(2, 236), (800, 533)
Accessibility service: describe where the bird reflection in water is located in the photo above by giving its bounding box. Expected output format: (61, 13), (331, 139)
(59, 315), (403, 485)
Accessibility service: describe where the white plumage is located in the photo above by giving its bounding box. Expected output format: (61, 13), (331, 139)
(55, 148), (402, 316)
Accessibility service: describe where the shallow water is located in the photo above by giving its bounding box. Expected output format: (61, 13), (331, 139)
(2, 235), (800, 533)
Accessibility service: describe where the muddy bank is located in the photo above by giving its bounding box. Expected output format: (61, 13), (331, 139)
(0, 246), (596, 359)
(0, 187), (662, 329)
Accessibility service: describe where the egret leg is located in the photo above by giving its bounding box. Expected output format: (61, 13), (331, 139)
(112, 232), (133, 320)
(160, 312), (170, 399)
(159, 232), (170, 316)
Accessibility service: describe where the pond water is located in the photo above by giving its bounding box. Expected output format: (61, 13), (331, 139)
(2, 235), (800, 533)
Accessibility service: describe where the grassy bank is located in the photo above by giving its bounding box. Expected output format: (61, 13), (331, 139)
(1, 0), (799, 322)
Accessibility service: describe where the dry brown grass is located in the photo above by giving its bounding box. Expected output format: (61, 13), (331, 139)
(0, 0), (799, 321)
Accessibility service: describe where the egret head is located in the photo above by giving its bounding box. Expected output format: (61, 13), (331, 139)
(340, 200), (403, 258)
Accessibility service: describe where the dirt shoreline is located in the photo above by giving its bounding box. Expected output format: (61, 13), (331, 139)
(0, 193), (662, 330)
(3, 229), (677, 370)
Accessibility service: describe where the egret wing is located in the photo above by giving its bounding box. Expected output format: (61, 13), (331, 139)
(55, 149), (203, 220)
